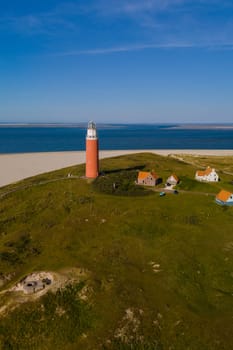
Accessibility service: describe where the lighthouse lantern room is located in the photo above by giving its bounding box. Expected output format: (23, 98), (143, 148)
(85, 121), (99, 178)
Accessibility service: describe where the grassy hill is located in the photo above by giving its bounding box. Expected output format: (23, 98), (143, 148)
(0, 152), (233, 349)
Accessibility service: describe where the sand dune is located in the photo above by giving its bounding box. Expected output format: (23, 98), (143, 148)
(1, 149), (233, 188)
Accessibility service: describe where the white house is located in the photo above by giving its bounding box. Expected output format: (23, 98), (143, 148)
(195, 166), (219, 182)
(166, 174), (179, 186)
(215, 190), (233, 206)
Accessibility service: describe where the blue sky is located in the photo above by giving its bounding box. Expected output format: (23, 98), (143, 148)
(0, 0), (233, 123)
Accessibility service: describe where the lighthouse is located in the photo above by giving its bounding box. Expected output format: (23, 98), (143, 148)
(85, 121), (99, 178)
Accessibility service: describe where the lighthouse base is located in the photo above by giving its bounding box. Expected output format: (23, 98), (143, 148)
(85, 138), (99, 178)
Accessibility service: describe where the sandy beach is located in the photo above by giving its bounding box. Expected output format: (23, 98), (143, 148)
(1, 149), (233, 188)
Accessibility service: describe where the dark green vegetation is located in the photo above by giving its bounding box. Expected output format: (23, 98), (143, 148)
(0, 233), (41, 267)
(0, 153), (233, 349)
(93, 168), (150, 196)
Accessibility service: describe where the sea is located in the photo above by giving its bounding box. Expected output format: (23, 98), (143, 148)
(0, 124), (233, 154)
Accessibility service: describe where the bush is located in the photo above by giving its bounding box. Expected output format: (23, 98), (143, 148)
(93, 170), (151, 196)
(1, 234), (41, 266)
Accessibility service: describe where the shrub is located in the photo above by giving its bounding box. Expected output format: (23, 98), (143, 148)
(93, 170), (151, 196)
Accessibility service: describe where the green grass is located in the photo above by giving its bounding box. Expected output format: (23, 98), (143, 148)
(0, 153), (233, 349)
(0, 283), (91, 350)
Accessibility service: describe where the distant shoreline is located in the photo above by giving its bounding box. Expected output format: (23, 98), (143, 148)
(1, 149), (233, 188)
(0, 123), (233, 130)
(167, 124), (233, 130)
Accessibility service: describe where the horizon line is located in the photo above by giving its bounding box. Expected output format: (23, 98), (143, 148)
(1, 122), (233, 126)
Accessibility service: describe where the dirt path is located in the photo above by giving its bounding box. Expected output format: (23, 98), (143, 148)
(170, 154), (233, 176)
(0, 175), (80, 199)
(0, 172), (217, 201)
(152, 187), (216, 197)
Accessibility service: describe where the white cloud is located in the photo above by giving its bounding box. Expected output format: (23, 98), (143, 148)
(1, 1), (233, 52)
(53, 41), (233, 57)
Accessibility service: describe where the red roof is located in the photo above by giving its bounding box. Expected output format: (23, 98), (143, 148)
(196, 167), (213, 177)
(138, 171), (159, 180)
(216, 190), (232, 202)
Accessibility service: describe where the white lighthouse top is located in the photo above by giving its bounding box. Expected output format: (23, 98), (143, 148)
(86, 120), (97, 139)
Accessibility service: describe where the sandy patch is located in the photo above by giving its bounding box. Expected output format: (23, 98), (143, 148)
(0, 267), (89, 316)
(1, 149), (233, 188)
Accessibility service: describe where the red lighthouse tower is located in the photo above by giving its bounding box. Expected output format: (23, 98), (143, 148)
(85, 121), (99, 178)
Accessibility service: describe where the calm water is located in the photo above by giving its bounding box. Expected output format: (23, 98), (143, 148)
(0, 125), (233, 153)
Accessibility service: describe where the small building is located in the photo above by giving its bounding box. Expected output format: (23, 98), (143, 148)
(215, 190), (233, 206)
(137, 171), (162, 186)
(195, 166), (219, 182)
(166, 174), (179, 186)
